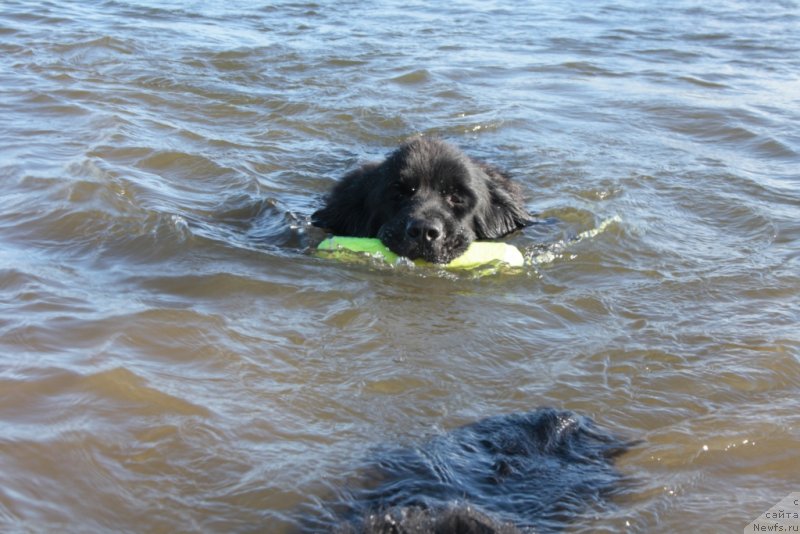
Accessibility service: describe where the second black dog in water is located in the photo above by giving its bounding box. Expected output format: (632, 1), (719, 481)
(312, 138), (532, 264)
(330, 408), (634, 533)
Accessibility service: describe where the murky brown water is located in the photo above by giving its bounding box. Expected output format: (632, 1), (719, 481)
(1, 1), (799, 532)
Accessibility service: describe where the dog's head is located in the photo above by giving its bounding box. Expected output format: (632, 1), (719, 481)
(313, 138), (531, 264)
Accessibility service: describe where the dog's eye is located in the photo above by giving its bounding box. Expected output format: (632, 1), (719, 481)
(394, 183), (416, 197)
(447, 193), (464, 206)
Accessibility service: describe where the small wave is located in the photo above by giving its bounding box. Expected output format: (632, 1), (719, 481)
(186, 196), (310, 256)
(527, 215), (622, 266)
(388, 69), (432, 85)
(81, 367), (212, 416)
(677, 75), (730, 89)
(52, 35), (134, 55)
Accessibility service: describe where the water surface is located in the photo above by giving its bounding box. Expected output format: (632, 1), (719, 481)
(1, 0), (799, 532)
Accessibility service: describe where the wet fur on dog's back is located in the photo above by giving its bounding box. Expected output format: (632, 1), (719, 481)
(312, 138), (532, 264)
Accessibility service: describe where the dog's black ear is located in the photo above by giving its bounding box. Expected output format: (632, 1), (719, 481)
(473, 177), (533, 239)
(312, 162), (382, 236)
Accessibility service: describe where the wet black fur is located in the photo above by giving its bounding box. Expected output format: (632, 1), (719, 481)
(327, 408), (634, 533)
(312, 138), (532, 264)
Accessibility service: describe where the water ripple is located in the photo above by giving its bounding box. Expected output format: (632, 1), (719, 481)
(1, 0), (799, 531)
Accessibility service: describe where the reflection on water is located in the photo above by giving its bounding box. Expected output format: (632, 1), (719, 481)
(1, 0), (799, 532)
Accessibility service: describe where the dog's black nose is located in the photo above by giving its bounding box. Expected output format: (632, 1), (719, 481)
(406, 219), (443, 243)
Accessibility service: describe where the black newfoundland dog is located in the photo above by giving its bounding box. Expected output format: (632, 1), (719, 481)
(312, 137), (532, 264)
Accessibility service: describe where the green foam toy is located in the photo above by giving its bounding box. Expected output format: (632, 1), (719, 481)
(317, 236), (524, 269)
